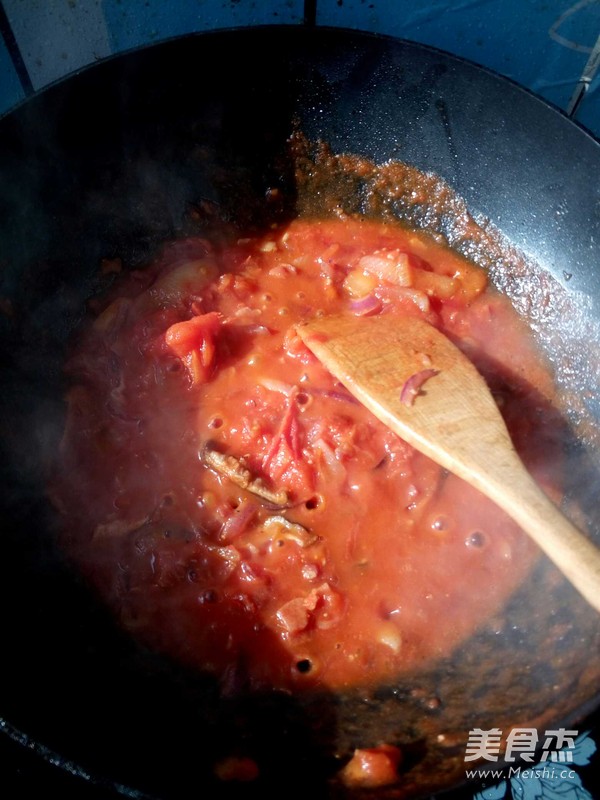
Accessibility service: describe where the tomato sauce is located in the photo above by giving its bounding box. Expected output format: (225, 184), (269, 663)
(51, 218), (564, 692)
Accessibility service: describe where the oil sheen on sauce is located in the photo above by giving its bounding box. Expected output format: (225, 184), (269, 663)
(51, 218), (564, 692)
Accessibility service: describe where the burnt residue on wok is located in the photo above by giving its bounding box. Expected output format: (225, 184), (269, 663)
(0, 26), (599, 800)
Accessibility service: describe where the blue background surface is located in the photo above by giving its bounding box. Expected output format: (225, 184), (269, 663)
(102, 0), (304, 51)
(0, 27), (22, 110)
(0, 0), (599, 138)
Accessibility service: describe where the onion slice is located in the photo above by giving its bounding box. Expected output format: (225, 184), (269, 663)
(349, 295), (382, 317)
(400, 368), (439, 407)
(219, 500), (257, 543)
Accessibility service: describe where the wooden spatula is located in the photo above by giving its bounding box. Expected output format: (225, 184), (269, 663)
(297, 313), (600, 614)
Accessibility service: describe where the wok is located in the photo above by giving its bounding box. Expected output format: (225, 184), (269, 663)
(0, 25), (599, 799)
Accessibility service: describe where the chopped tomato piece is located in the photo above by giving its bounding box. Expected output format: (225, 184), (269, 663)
(339, 744), (403, 788)
(452, 264), (487, 304)
(164, 311), (221, 383)
(276, 582), (344, 634)
(214, 756), (259, 782)
(283, 327), (315, 362)
(358, 250), (413, 286)
(411, 268), (458, 300)
(313, 582), (345, 630)
(276, 596), (314, 634)
(426, 247), (488, 304)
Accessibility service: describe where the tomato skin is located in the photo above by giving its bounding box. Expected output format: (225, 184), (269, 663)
(259, 392), (317, 498)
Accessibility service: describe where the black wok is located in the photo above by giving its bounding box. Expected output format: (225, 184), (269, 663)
(0, 26), (599, 799)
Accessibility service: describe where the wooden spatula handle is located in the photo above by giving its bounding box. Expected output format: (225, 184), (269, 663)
(480, 460), (600, 613)
(298, 314), (600, 615)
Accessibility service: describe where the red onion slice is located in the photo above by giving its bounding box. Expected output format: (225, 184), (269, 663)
(349, 295), (382, 316)
(400, 369), (439, 407)
(219, 500), (257, 543)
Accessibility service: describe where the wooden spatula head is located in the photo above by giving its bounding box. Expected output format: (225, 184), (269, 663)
(297, 313), (600, 615)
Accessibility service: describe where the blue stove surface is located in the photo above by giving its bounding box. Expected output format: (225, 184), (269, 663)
(0, 0), (599, 137)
